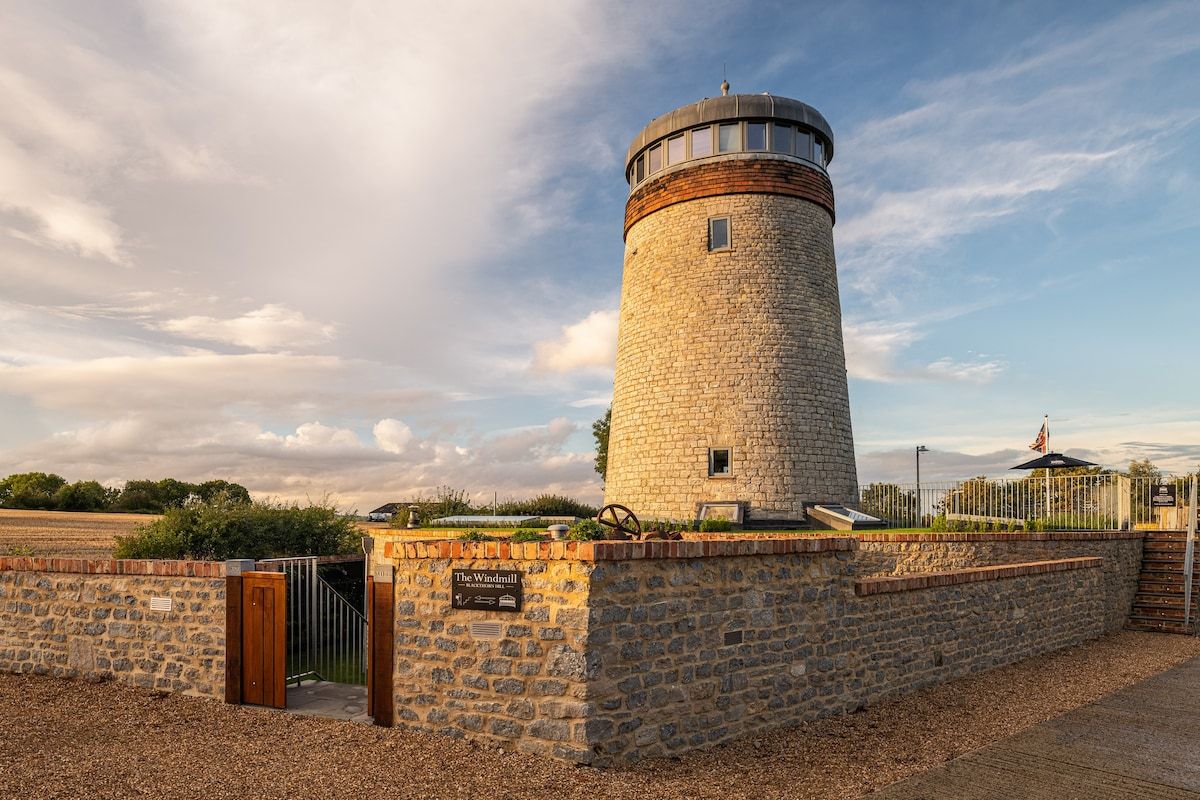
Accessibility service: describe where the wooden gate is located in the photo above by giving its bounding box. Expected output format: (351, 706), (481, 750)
(240, 571), (286, 708)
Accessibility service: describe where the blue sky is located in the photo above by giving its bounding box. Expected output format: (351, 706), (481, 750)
(0, 1), (1197, 509)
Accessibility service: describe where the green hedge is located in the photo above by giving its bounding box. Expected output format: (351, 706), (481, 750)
(114, 497), (359, 560)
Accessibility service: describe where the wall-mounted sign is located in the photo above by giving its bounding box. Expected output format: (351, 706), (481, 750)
(451, 569), (523, 613)
(1151, 484), (1178, 508)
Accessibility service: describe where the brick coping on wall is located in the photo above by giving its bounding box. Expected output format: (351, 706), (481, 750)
(0, 557), (225, 577)
(383, 536), (856, 562)
(853, 531), (1143, 542)
(854, 557), (1103, 596)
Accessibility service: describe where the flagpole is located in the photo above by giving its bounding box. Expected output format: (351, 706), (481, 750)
(1044, 414), (1051, 521)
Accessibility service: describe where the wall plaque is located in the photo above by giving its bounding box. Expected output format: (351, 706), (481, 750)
(451, 569), (523, 612)
(1151, 484), (1178, 508)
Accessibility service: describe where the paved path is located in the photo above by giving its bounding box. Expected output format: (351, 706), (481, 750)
(285, 680), (370, 723)
(873, 654), (1200, 799)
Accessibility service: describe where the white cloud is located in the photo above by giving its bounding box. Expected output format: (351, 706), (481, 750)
(373, 418), (414, 454)
(261, 421), (362, 451)
(833, 4), (1200, 301)
(158, 304), (337, 351)
(843, 320), (1004, 384)
(532, 310), (618, 373)
(924, 357), (1006, 384)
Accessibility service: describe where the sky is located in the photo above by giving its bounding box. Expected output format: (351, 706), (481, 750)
(1, 0), (1198, 511)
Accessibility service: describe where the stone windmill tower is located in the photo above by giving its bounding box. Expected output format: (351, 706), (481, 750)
(603, 86), (859, 525)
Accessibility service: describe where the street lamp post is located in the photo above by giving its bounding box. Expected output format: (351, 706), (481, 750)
(915, 446), (929, 526)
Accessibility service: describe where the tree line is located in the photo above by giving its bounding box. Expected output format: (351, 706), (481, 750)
(0, 472), (251, 514)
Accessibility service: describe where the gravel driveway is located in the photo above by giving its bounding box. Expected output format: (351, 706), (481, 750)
(3, 631), (1198, 800)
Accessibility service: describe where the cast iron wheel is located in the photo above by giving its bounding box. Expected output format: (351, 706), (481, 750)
(596, 504), (641, 538)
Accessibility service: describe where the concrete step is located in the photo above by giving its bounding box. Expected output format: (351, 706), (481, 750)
(1131, 605), (1188, 621)
(1144, 541), (1189, 553)
(1144, 531), (1189, 540)
(1132, 597), (1190, 609)
(1125, 619), (1193, 634)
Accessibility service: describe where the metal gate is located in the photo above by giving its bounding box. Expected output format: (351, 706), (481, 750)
(259, 557), (367, 685)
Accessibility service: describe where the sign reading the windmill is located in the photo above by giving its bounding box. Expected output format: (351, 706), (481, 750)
(451, 569), (523, 613)
(1151, 484), (1178, 508)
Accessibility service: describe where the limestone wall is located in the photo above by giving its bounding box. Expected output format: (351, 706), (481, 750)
(606, 187), (858, 521)
(586, 554), (1103, 762)
(388, 550), (598, 762)
(851, 532), (1142, 633)
(382, 535), (1128, 766)
(0, 558), (226, 698)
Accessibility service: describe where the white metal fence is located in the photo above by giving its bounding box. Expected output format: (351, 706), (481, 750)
(857, 475), (1196, 531)
(259, 556), (367, 685)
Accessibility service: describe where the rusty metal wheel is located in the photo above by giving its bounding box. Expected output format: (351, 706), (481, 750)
(596, 504), (641, 539)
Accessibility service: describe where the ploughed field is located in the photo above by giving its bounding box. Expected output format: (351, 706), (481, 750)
(0, 509), (154, 557)
(3, 631), (1199, 799)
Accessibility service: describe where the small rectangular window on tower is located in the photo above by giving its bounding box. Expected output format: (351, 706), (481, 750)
(813, 138), (826, 166)
(636, 155), (645, 183)
(691, 126), (713, 157)
(708, 216), (730, 251)
(709, 448), (732, 477)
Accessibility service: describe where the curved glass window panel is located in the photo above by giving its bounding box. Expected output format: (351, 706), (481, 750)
(718, 123), (741, 153)
(648, 144), (663, 173)
(636, 155), (645, 183)
(746, 122), (767, 151)
(813, 138), (825, 166)
(771, 123), (793, 154)
(691, 126), (713, 158)
(667, 134), (686, 165)
(795, 130), (812, 161)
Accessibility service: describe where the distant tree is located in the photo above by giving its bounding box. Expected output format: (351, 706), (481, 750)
(1126, 459), (1163, 481)
(859, 483), (919, 526)
(593, 406), (611, 483)
(155, 478), (197, 509)
(0, 472), (67, 509)
(53, 480), (117, 511)
(196, 479), (251, 504)
(113, 479), (165, 513)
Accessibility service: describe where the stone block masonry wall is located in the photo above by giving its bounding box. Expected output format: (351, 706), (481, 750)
(0, 558), (226, 699)
(385, 537), (1114, 766)
(383, 537), (853, 763)
(852, 532), (1143, 633)
(389, 554), (597, 762)
(586, 554), (1104, 762)
(606, 190), (858, 521)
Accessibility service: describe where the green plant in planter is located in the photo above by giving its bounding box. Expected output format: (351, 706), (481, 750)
(509, 530), (546, 543)
(699, 516), (732, 532)
(567, 519), (605, 541)
(458, 531), (499, 542)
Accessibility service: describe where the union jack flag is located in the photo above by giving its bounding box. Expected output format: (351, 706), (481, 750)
(1029, 420), (1048, 453)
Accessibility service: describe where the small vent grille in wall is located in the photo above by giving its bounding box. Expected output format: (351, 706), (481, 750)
(149, 597), (173, 613)
(469, 621), (502, 639)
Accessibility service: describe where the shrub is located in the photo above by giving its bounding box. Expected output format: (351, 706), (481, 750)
(567, 519), (605, 541)
(699, 517), (732, 532)
(516, 518), (548, 529)
(930, 514), (948, 532)
(457, 531), (498, 542)
(509, 530), (546, 543)
(113, 496), (359, 560)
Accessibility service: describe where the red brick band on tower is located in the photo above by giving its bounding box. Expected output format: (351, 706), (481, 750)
(625, 159), (835, 239)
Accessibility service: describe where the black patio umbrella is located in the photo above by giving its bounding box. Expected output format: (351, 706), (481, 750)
(1009, 452), (1097, 471)
(1010, 452), (1098, 520)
